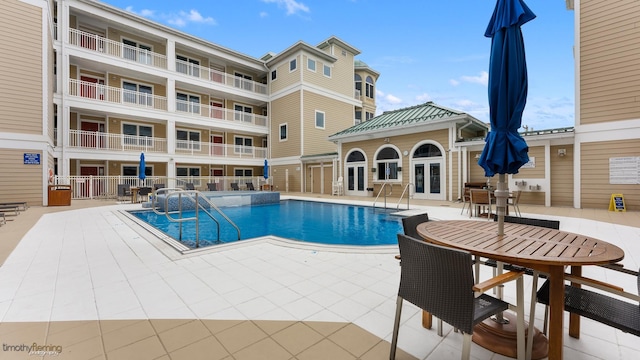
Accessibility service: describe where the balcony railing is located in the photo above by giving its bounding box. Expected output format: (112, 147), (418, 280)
(68, 129), (167, 152)
(175, 140), (267, 159)
(68, 28), (168, 69)
(176, 99), (268, 127)
(175, 59), (268, 95)
(69, 79), (168, 111)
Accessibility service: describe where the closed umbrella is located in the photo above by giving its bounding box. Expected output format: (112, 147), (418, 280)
(478, 0), (535, 236)
(139, 153), (146, 187)
(263, 159), (269, 180)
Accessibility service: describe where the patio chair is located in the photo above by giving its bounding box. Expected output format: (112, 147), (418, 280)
(206, 183), (217, 191)
(185, 182), (195, 190)
(390, 234), (525, 360)
(230, 183), (239, 191)
(460, 187), (471, 215)
(117, 184), (132, 202)
(469, 189), (492, 219)
(507, 190), (522, 217)
(138, 187), (152, 202)
(153, 184), (165, 192)
(246, 182), (255, 191)
(537, 265), (640, 337)
(0, 212), (6, 225)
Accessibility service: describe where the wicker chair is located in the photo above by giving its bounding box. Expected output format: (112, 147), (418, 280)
(390, 234), (525, 360)
(185, 182), (195, 190)
(246, 182), (255, 191)
(117, 184), (132, 202)
(537, 265), (640, 337)
(206, 183), (217, 191)
(230, 183), (239, 191)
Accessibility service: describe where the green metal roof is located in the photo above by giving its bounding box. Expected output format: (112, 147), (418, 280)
(329, 101), (468, 138)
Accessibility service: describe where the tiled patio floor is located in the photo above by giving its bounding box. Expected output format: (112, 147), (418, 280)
(0, 195), (638, 360)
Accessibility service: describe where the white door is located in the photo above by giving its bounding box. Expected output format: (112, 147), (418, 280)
(413, 159), (444, 200)
(346, 163), (366, 196)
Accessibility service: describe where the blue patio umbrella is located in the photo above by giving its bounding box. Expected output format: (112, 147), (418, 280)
(139, 152), (146, 186)
(478, 0), (535, 235)
(263, 159), (269, 180)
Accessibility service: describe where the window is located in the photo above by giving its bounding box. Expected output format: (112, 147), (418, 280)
(176, 54), (200, 77)
(271, 69), (277, 81)
(234, 104), (253, 123)
(123, 39), (152, 64)
(323, 64), (331, 77)
(414, 144), (442, 158)
(366, 112), (374, 121)
(123, 81), (152, 107)
(355, 111), (362, 125)
(176, 129), (200, 150)
(279, 123), (288, 141)
(122, 123), (153, 146)
(376, 147), (400, 181)
(123, 165), (152, 177)
(176, 92), (200, 114)
(234, 72), (253, 91)
(366, 76), (375, 99)
(177, 167), (201, 185)
(289, 58), (297, 72)
(234, 168), (253, 177)
(307, 58), (316, 72)
(315, 111), (325, 129)
(234, 136), (253, 154)
(354, 74), (362, 98)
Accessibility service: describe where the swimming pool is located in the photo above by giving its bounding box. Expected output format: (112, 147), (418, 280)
(129, 200), (404, 248)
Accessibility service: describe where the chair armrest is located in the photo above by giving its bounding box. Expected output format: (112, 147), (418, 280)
(565, 274), (624, 293)
(473, 270), (524, 294)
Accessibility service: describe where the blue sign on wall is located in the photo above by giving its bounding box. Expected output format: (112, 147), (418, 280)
(24, 153), (41, 165)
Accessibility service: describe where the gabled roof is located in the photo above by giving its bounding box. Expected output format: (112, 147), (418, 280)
(329, 102), (486, 140)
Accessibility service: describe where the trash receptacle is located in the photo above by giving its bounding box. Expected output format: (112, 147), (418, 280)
(48, 185), (72, 206)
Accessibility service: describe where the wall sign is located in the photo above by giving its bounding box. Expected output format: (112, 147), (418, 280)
(23, 153), (40, 165)
(610, 157), (640, 184)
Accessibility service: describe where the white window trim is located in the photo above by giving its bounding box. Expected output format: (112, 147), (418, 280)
(176, 128), (201, 150)
(373, 145), (403, 183)
(233, 135), (253, 154)
(279, 123), (288, 141)
(315, 110), (325, 129)
(307, 58), (316, 72)
(289, 58), (297, 72)
(123, 164), (153, 177)
(271, 69), (277, 82)
(176, 91), (201, 114)
(323, 64), (332, 78)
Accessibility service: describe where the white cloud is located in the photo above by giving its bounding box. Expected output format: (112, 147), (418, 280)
(260, 11), (269, 18)
(262, 0), (310, 15)
(415, 93), (432, 102)
(125, 6), (155, 18)
(459, 71), (489, 86)
(168, 10), (216, 27)
(449, 79), (460, 86)
(385, 94), (402, 104)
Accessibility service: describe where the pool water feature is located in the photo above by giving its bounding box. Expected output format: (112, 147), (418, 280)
(130, 200), (404, 248)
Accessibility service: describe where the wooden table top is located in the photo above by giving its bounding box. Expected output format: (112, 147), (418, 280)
(416, 220), (624, 267)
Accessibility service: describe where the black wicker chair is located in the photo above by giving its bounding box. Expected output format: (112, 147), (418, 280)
(117, 184), (131, 202)
(230, 182), (239, 191)
(138, 187), (152, 202)
(246, 182), (255, 191)
(390, 234), (526, 360)
(185, 182), (195, 190)
(537, 265), (640, 336)
(153, 183), (165, 191)
(206, 183), (217, 191)
(401, 213), (429, 238)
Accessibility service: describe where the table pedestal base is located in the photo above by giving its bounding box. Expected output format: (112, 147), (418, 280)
(472, 311), (548, 360)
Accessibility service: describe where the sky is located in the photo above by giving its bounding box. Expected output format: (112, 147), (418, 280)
(100, 0), (575, 131)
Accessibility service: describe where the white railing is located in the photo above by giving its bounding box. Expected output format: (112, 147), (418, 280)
(68, 28), (168, 69)
(56, 176), (269, 199)
(69, 79), (168, 111)
(175, 99), (268, 127)
(175, 59), (268, 95)
(68, 129), (167, 153)
(175, 141), (267, 159)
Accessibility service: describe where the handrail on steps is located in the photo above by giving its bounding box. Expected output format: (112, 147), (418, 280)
(397, 183), (414, 210)
(151, 188), (240, 248)
(372, 182), (392, 210)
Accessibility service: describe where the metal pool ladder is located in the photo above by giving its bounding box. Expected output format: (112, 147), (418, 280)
(151, 188), (240, 248)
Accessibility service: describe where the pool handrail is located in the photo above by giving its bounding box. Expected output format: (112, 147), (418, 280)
(151, 188), (241, 247)
(372, 182), (392, 210)
(396, 182), (414, 210)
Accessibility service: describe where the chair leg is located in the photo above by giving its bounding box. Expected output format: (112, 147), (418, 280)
(527, 271), (540, 360)
(389, 296), (403, 360)
(437, 318), (443, 337)
(462, 333), (472, 360)
(516, 276), (526, 360)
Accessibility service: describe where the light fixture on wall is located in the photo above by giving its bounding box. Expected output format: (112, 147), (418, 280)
(383, 137), (390, 143)
(474, 153), (481, 159)
(557, 148), (566, 157)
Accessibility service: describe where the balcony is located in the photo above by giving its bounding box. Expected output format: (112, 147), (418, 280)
(175, 141), (267, 159)
(68, 29), (168, 70)
(68, 130), (167, 153)
(176, 99), (268, 127)
(175, 59), (268, 95)
(69, 79), (168, 111)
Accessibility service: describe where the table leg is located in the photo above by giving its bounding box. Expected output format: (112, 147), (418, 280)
(547, 266), (565, 360)
(569, 266), (582, 339)
(422, 310), (432, 329)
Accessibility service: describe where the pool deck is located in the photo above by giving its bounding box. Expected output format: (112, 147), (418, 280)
(0, 193), (639, 359)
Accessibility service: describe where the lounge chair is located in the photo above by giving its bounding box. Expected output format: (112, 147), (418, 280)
(230, 183), (239, 191)
(206, 183), (217, 191)
(246, 182), (255, 191)
(185, 182), (195, 190)
(0, 212), (6, 225)
(0, 201), (28, 211)
(0, 204), (21, 216)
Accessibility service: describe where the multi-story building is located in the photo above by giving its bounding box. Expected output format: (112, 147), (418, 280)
(0, 0), (378, 205)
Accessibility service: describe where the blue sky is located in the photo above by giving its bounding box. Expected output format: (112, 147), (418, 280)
(100, 0), (575, 131)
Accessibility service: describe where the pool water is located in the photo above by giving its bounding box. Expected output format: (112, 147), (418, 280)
(130, 200), (404, 248)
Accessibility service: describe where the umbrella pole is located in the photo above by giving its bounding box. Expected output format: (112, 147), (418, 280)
(495, 173), (508, 236)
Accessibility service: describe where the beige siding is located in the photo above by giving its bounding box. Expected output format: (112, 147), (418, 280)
(318, 44), (355, 97)
(0, 0), (42, 135)
(270, 57), (300, 93)
(108, 118), (167, 139)
(551, 145), (574, 207)
(271, 164), (302, 192)
(107, 28), (167, 56)
(302, 91), (351, 155)
(513, 146), (546, 178)
(581, 139), (640, 210)
(0, 149), (43, 206)
(307, 164), (334, 194)
(107, 74), (166, 97)
(469, 151), (486, 183)
(579, 0), (640, 125)
(271, 93), (301, 158)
